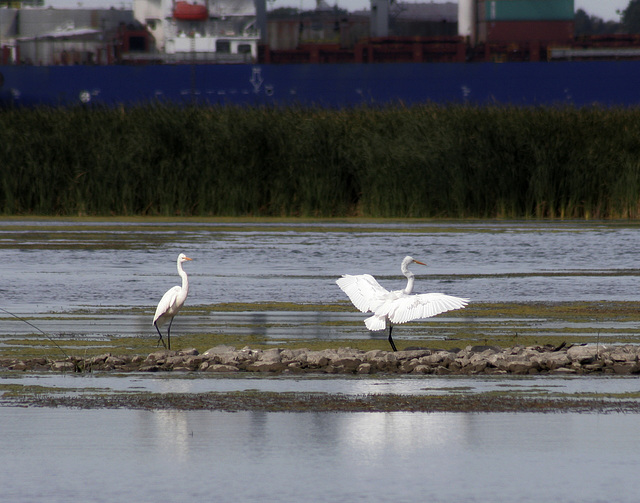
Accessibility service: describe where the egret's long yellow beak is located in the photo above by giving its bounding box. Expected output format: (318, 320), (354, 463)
(184, 257), (193, 261)
(414, 260), (427, 266)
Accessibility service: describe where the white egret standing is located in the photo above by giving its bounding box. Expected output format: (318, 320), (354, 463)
(153, 253), (193, 350)
(336, 255), (468, 352)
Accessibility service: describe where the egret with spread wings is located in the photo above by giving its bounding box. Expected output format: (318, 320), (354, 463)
(336, 255), (468, 351)
(153, 253), (192, 350)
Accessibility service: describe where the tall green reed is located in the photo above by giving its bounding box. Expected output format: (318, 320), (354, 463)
(2, 103), (640, 218)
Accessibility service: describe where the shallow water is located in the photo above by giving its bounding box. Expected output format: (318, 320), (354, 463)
(3, 372), (640, 397)
(1, 406), (639, 503)
(4, 219), (640, 308)
(2, 219), (640, 343)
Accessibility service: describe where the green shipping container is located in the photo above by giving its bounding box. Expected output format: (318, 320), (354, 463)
(481, 0), (574, 21)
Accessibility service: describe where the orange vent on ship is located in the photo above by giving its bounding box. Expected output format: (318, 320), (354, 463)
(173, 2), (208, 21)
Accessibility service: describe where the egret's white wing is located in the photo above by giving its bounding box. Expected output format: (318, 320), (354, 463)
(153, 285), (181, 326)
(364, 314), (387, 331)
(383, 293), (469, 325)
(336, 274), (389, 313)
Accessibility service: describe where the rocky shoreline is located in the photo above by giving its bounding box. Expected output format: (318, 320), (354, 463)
(2, 343), (640, 375)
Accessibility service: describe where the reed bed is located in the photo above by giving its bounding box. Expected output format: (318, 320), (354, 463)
(2, 103), (640, 218)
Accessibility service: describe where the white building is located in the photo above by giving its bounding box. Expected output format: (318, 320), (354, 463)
(0, 7), (138, 65)
(133, 0), (259, 62)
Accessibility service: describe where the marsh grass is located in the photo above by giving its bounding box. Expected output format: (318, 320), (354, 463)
(2, 104), (640, 218)
(2, 301), (638, 361)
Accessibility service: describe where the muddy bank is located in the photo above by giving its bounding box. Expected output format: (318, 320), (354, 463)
(9, 389), (640, 413)
(2, 343), (640, 376)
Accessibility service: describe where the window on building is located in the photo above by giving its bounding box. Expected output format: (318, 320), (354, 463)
(216, 40), (230, 53)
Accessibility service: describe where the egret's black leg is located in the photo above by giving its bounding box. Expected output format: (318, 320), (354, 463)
(388, 326), (397, 352)
(167, 318), (174, 350)
(154, 322), (166, 349)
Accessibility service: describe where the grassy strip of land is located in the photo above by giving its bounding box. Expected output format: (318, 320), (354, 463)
(1, 301), (639, 361)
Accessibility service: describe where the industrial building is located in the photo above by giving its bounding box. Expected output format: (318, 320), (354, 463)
(2, 1), (640, 65)
(0, 6), (145, 64)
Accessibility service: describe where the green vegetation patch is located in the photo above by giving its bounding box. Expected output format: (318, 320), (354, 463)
(1, 300), (639, 361)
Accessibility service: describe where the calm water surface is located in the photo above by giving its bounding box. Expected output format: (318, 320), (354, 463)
(2, 219), (640, 342)
(3, 219), (640, 307)
(1, 406), (639, 503)
(4, 372), (640, 396)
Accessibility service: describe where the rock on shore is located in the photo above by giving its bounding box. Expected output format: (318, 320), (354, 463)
(2, 343), (640, 375)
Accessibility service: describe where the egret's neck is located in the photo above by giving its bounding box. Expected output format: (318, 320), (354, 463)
(177, 262), (189, 296)
(402, 268), (415, 295)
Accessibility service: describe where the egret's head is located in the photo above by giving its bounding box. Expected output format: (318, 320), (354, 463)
(403, 256), (426, 267)
(178, 253), (193, 263)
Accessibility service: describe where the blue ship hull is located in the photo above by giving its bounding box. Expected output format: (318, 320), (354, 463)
(1, 61), (639, 107)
